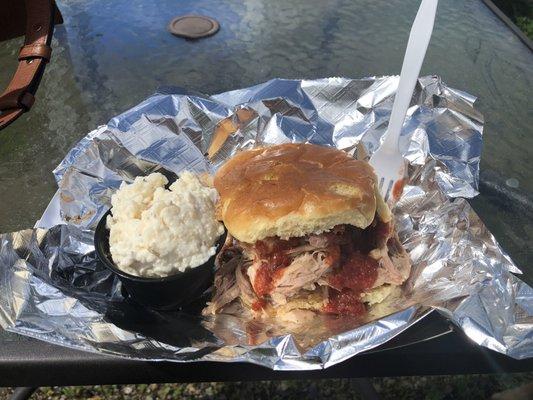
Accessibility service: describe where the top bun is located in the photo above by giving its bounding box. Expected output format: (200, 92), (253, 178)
(214, 143), (390, 243)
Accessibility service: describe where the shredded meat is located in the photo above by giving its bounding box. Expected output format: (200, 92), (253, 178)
(369, 230), (410, 287)
(236, 262), (257, 307)
(244, 234), (341, 300)
(202, 246), (241, 315)
(308, 235), (329, 248)
(370, 247), (404, 286)
(266, 245), (340, 305)
(388, 234), (411, 282)
(205, 217), (411, 318)
(309, 226), (350, 248)
(285, 244), (321, 254)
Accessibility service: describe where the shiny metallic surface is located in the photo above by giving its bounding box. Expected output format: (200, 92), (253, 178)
(0, 76), (531, 369)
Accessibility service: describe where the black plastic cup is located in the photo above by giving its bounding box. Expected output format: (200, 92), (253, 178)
(94, 175), (224, 310)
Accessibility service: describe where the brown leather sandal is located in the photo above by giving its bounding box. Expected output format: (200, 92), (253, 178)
(0, 0), (58, 130)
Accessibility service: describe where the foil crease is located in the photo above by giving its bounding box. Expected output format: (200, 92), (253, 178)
(0, 76), (531, 369)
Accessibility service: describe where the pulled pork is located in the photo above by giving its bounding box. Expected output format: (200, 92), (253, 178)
(203, 217), (410, 318)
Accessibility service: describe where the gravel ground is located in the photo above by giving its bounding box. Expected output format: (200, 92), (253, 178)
(1, 374), (532, 399)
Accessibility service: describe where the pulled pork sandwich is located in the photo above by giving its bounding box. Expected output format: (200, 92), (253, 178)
(204, 143), (410, 321)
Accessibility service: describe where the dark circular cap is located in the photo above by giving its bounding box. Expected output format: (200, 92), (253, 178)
(168, 15), (220, 39)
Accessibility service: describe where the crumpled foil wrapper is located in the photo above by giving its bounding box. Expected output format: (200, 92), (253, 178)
(1, 76), (532, 370)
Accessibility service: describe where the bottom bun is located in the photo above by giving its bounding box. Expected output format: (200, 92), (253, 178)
(269, 284), (395, 322)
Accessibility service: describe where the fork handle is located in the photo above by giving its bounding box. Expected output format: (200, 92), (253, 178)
(382, 0), (438, 152)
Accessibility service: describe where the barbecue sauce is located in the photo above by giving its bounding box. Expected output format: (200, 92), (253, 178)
(249, 222), (385, 314)
(252, 237), (300, 297)
(324, 251), (379, 316)
(392, 178), (405, 201)
(328, 252), (379, 292)
(252, 299), (267, 312)
(324, 289), (366, 316)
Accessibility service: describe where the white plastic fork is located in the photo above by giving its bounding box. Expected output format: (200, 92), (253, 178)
(370, 0), (438, 202)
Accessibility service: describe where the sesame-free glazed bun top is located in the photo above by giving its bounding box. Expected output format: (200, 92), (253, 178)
(214, 143), (391, 243)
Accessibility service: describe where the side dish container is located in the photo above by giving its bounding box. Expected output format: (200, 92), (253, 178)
(94, 210), (224, 310)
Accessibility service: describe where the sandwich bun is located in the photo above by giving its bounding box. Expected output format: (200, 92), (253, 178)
(214, 143), (391, 243)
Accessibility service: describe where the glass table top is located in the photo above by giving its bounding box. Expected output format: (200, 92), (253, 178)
(0, 0), (532, 350)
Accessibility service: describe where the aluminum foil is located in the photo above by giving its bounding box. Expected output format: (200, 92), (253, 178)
(1, 76), (532, 370)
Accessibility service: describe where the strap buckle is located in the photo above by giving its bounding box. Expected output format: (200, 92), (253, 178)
(18, 44), (52, 62)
